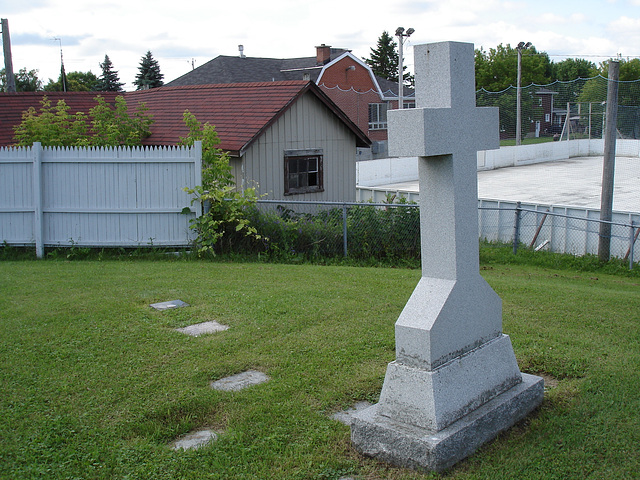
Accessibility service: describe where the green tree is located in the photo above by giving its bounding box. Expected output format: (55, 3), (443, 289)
(44, 71), (99, 92)
(180, 111), (261, 256)
(134, 51), (164, 90)
(87, 96), (153, 146)
(475, 43), (552, 92)
(13, 95), (153, 147)
(365, 31), (398, 81)
(13, 97), (88, 146)
(96, 55), (124, 92)
(579, 59), (640, 106)
(365, 31), (414, 87)
(1, 67), (42, 91)
(551, 58), (596, 81)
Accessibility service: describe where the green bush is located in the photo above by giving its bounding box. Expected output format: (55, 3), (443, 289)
(223, 202), (421, 263)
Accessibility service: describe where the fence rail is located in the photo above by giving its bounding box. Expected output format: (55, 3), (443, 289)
(0, 142), (202, 257)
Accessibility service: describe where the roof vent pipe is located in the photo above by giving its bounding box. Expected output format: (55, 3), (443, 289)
(239, 45), (245, 58)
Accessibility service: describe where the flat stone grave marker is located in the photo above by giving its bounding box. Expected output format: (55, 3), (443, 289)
(176, 321), (229, 337)
(350, 41), (544, 472)
(210, 370), (269, 392)
(171, 428), (217, 450)
(150, 299), (189, 311)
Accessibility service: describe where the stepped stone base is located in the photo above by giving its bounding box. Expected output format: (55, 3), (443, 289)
(351, 373), (543, 472)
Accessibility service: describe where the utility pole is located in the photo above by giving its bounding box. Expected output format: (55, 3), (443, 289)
(598, 60), (620, 263)
(1, 18), (16, 92)
(53, 37), (67, 92)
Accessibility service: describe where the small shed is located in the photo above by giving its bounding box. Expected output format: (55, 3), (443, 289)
(128, 80), (370, 201)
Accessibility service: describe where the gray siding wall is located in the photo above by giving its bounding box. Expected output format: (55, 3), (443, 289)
(236, 92), (357, 202)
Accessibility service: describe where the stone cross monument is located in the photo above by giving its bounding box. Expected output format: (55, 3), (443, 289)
(350, 41), (544, 472)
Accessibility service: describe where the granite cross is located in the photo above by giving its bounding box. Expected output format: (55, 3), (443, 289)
(351, 41), (543, 472)
(388, 41), (498, 281)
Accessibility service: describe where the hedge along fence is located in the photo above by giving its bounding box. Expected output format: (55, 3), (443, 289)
(0, 142), (202, 257)
(216, 199), (639, 268)
(216, 199), (421, 261)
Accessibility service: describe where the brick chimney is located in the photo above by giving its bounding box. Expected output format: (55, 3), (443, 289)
(316, 44), (332, 65)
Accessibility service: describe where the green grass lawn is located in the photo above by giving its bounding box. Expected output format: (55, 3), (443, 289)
(1, 258), (639, 479)
(499, 136), (556, 146)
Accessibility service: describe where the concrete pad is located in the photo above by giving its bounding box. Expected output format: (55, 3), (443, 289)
(171, 428), (217, 450)
(331, 401), (372, 425)
(377, 156), (640, 213)
(210, 370), (269, 391)
(176, 321), (229, 337)
(150, 300), (189, 311)
(351, 373), (543, 472)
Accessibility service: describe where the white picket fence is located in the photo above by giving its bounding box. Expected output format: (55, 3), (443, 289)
(0, 142), (202, 257)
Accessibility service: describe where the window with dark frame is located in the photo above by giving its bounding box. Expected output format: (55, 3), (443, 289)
(284, 149), (324, 195)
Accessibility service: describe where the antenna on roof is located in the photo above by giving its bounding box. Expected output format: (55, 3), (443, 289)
(239, 45), (245, 58)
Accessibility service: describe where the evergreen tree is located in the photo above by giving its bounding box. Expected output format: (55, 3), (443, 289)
(365, 31), (413, 86)
(96, 55), (124, 92)
(365, 31), (399, 81)
(134, 51), (164, 90)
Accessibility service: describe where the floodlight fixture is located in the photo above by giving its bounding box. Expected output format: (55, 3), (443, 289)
(396, 27), (415, 110)
(515, 41), (531, 145)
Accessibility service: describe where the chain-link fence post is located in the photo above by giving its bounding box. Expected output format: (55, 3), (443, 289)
(628, 222), (638, 270)
(513, 202), (522, 255)
(343, 203), (348, 257)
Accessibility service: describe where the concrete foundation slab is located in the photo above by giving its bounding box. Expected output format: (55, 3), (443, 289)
(210, 370), (269, 391)
(351, 373), (543, 472)
(150, 300), (189, 311)
(171, 428), (217, 450)
(176, 321), (229, 336)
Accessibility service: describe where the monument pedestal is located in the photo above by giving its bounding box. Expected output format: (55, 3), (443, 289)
(351, 373), (543, 472)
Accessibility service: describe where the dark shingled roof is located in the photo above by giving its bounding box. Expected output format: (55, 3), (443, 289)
(167, 52), (414, 99)
(167, 50), (350, 87)
(127, 81), (370, 155)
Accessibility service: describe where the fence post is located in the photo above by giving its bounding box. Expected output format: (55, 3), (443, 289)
(33, 142), (44, 259)
(629, 222), (637, 270)
(194, 141), (203, 217)
(513, 202), (521, 255)
(342, 203), (348, 257)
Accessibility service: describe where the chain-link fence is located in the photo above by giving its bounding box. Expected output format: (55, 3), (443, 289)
(320, 77), (640, 150)
(230, 199), (639, 269)
(476, 76), (640, 142)
(479, 201), (639, 268)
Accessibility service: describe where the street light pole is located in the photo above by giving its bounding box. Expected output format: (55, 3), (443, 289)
(395, 27), (414, 110)
(516, 41), (531, 145)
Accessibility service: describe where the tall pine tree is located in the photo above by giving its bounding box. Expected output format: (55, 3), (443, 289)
(96, 54), (124, 92)
(365, 31), (398, 81)
(134, 51), (164, 90)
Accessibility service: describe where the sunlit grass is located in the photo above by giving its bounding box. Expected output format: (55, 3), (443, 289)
(1, 258), (639, 479)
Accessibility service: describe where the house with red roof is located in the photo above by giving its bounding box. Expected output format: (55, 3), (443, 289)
(0, 80), (369, 202)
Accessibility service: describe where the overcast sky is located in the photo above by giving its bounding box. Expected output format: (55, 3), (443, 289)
(3, 0), (640, 91)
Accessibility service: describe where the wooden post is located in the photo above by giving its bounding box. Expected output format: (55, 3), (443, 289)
(1, 19), (16, 92)
(33, 143), (44, 258)
(598, 60), (619, 263)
